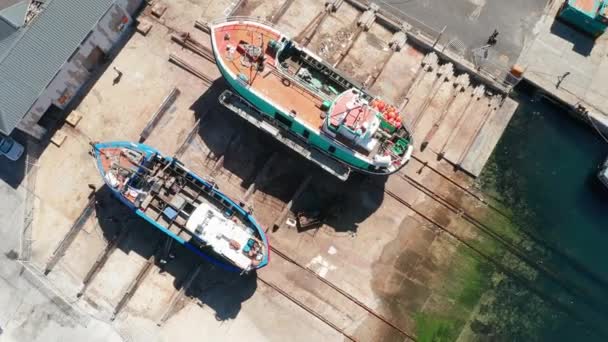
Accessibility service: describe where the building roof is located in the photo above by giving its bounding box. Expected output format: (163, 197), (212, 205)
(0, 0), (115, 135)
(0, 1), (25, 60)
(0, 0), (28, 27)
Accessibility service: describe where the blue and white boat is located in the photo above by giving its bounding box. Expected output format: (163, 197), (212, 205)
(92, 141), (269, 273)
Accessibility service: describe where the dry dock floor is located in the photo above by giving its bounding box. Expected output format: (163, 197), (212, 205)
(13, 0), (519, 340)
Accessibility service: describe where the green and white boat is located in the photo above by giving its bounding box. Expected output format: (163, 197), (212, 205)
(210, 17), (413, 180)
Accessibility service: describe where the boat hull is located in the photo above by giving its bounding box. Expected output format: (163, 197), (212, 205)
(92, 141), (269, 273)
(210, 20), (412, 177)
(215, 62), (413, 176)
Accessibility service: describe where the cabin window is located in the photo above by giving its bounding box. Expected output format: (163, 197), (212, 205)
(274, 112), (292, 128)
(328, 145), (336, 153)
(302, 130), (310, 139)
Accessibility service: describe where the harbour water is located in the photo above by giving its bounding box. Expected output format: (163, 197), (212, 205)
(480, 88), (608, 341)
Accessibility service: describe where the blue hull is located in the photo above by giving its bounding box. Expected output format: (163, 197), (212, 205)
(92, 141), (269, 273)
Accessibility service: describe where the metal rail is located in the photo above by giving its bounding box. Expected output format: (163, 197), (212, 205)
(366, 49), (394, 88)
(112, 253), (157, 320)
(272, 175), (312, 230)
(381, 183), (608, 338)
(157, 264), (202, 326)
(78, 223), (130, 297)
(174, 118), (201, 159)
(268, 0), (296, 24)
(194, 20), (210, 34)
(169, 53), (214, 85)
(403, 156), (608, 293)
(456, 98), (496, 166)
(140, 87), (181, 142)
(243, 153), (278, 203)
(256, 276), (358, 341)
(410, 68), (449, 129)
(297, 10), (329, 47)
(381, 187), (608, 337)
(171, 33), (215, 63)
(398, 172), (608, 311)
(333, 26), (365, 68)
(269, 246), (417, 341)
(408, 155), (489, 205)
(44, 197), (96, 275)
(419, 83), (465, 150)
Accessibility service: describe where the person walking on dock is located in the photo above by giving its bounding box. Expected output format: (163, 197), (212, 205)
(487, 29), (499, 46)
(112, 67), (123, 85)
(556, 72), (570, 89)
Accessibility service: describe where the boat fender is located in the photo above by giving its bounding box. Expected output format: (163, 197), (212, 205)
(373, 154), (392, 167)
(105, 173), (120, 188)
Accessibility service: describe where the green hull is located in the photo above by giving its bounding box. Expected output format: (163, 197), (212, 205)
(216, 59), (373, 171)
(558, 0), (608, 37)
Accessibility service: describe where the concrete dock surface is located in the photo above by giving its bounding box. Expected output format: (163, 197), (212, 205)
(518, 0), (608, 134)
(375, 0), (548, 69)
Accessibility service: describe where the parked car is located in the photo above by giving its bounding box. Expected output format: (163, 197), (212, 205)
(0, 135), (24, 161)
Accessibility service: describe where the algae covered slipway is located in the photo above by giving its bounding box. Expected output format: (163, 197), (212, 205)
(387, 90), (608, 342)
(471, 89), (608, 342)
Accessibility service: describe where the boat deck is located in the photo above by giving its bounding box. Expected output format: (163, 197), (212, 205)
(98, 145), (266, 270)
(99, 147), (145, 203)
(99, 148), (141, 175)
(214, 23), (325, 131)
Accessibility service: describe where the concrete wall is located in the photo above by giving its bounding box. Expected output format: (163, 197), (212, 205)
(17, 0), (143, 139)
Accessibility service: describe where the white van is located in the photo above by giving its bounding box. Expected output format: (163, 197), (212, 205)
(0, 136), (24, 161)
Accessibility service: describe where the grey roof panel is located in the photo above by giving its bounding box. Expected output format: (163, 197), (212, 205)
(0, 15), (17, 40)
(0, 0), (23, 11)
(0, 0), (28, 27)
(0, 0), (116, 135)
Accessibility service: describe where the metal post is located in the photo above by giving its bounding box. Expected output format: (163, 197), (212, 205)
(433, 25), (446, 49)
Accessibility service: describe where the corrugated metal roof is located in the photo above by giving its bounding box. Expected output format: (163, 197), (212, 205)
(0, 0), (28, 27)
(0, 0), (116, 135)
(0, 0), (24, 11)
(0, 14), (16, 38)
(0, 18), (24, 67)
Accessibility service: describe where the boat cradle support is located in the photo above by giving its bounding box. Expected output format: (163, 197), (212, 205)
(218, 90), (351, 181)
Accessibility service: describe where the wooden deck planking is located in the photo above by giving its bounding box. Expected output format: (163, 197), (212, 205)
(215, 23), (325, 130)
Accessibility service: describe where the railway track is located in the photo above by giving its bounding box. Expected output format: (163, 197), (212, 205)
(259, 246), (417, 342)
(403, 156), (608, 293)
(380, 180), (608, 338)
(256, 277), (358, 342)
(409, 155), (499, 212)
(397, 170), (608, 305)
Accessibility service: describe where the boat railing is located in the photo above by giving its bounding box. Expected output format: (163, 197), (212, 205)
(209, 16), (279, 31)
(212, 17), (334, 102)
